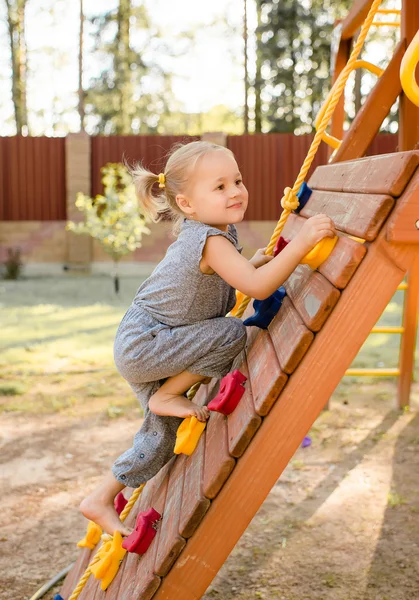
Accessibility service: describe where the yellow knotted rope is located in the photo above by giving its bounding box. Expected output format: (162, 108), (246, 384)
(68, 484), (145, 600)
(187, 0), (383, 400)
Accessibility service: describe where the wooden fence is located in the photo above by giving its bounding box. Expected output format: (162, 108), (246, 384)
(0, 133), (398, 222)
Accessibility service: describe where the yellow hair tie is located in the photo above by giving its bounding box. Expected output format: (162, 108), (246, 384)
(158, 173), (166, 188)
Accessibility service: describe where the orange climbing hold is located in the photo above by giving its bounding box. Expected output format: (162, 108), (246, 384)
(174, 416), (206, 455)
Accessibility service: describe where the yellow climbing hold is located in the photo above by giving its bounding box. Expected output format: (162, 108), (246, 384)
(77, 521), (102, 550)
(174, 416), (206, 455)
(400, 29), (419, 108)
(90, 530), (127, 591)
(301, 235), (338, 270)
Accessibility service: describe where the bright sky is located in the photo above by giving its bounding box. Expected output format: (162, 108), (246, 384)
(0, 0), (256, 136)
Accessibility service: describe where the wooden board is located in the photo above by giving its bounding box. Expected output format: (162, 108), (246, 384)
(154, 456), (187, 577)
(282, 213), (367, 289)
(203, 409), (235, 499)
(179, 431), (210, 538)
(268, 297), (314, 374)
(61, 547), (92, 600)
(285, 265), (340, 332)
(300, 189), (394, 241)
(386, 169), (419, 243)
(227, 357), (262, 458)
(245, 329), (287, 416)
(309, 151), (419, 197)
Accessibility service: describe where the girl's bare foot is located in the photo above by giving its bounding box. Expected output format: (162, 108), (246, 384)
(149, 394), (210, 422)
(79, 473), (132, 537)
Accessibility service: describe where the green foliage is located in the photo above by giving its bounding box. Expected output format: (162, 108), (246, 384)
(67, 162), (150, 262)
(255, 0), (351, 133)
(2, 248), (23, 280)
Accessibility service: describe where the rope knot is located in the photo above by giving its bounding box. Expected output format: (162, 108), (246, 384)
(280, 187), (300, 212)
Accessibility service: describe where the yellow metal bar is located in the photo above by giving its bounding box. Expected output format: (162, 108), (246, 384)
(398, 283), (408, 290)
(316, 60), (383, 150)
(400, 29), (419, 108)
(345, 368), (400, 376)
(370, 326), (404, 333)
(372, 21), (400, 26)
(377, 9), (401, 14)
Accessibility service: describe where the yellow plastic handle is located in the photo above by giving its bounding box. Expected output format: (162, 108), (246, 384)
(400, 30), (419, 108)
(301, 236), (338, 270)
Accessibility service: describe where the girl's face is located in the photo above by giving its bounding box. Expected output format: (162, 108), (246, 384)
(176, 150), (248, 231)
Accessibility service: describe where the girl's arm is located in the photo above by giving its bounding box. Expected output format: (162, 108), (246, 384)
(203, 214), (335, 300)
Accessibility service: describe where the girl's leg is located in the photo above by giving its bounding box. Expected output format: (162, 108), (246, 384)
(148, 371), (211, 421)
(79, 471), (132, 537)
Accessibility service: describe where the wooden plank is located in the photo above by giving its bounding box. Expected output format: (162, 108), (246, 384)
(341, 0), (374, 39)
(117, 460), (173, 600)
(282, 213), (367, 289)
(330, 37), (352, 148)
(60, 547), (93, 600)
(245, 329), (287, 417)
(268, 297), (314, 374)
(154, 456), (187, 577)
(227, 356), (262, 458)
(179, 430), (210, 538)
(399, 0), (419, 151)
(285, 265), (341, 332)
(203, 410), (235, 500)
(386, 170), (419, 243)
(309, 151), (419, 196)
(300, 189), (394, 241)
(332, 42), (405, 163)
(153, 229), (417, 600)
(398, 256), (419, 407)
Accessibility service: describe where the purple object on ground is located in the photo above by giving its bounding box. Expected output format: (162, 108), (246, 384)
(301, 436), (311, 448)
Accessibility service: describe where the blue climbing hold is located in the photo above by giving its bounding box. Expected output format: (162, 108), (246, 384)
(54, 595), (65, 600)
(294, 182), (312, 213)
(243, 287), (286, 330)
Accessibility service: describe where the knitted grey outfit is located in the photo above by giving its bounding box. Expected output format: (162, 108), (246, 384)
(112, 218), (247, 487)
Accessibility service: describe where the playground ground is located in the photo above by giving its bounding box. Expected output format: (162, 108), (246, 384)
(1, 274), (419, 600)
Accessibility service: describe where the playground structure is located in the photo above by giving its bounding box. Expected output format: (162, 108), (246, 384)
(58, 1), (419, 599)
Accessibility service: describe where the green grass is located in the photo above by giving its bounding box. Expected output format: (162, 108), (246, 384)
(0, 274), (418, 415)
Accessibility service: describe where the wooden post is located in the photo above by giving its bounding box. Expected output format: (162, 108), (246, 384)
(65, 133), (92, 269)
(397, 0), (419, 408)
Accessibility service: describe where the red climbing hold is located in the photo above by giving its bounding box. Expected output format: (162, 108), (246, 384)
(114, 491), (128, 515)
(122, 508), (161, 554)
(273, 236), (290, 257)
(207, 370), (247, 415)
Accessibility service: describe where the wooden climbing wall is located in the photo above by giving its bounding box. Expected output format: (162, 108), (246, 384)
(61, 151), (419, 600)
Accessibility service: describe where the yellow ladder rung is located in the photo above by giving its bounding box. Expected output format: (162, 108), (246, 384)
(377, 8), (401, 14)
(397, 283), (408, 290)
(345, 368), (400, 377)
(370, 326), (404, 334)
(372, 21), (400, 26)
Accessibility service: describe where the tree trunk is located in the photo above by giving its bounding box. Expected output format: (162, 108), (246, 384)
(254, 0), (262, 133)
(243, 0), (249, 134)
(78, 0), (85, 131)
(116, 0), (132, 134)
(6, 0), (29, 134)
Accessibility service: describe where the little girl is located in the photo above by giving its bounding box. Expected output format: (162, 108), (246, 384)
(81, 140), (335, 536)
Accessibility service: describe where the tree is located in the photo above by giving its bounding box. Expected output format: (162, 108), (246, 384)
(78, 0), (85, 131)
(67, 163), (151, 293)
(4, 0), (29, 134)
(84, 1), (180, 135)
(255, 0), (352, 133)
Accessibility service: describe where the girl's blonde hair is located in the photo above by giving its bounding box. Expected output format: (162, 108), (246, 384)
(129, 141), (234, 236)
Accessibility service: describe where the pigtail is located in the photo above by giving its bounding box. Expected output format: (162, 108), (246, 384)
(129, 163), (170, 224)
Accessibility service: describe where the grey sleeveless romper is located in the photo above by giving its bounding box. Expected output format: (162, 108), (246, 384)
(112, 218), (247, 487)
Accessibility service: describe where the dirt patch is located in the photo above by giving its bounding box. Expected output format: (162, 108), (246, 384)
(1, 381), (419, 600)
